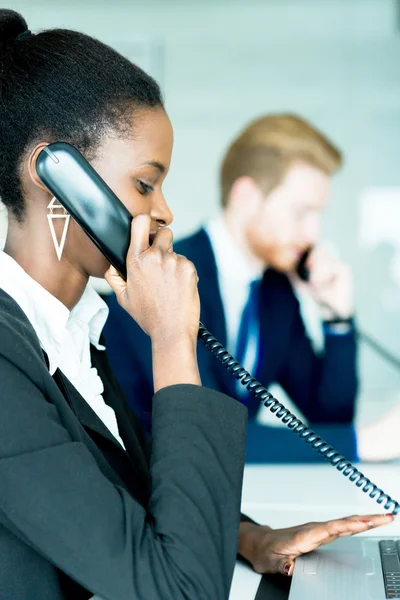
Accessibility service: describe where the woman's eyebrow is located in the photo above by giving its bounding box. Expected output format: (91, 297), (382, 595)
(142, 160), (166, 174)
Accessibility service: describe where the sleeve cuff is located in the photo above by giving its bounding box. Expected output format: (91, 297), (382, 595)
(352, 426), (359, 462)
(323, 317), (355, 336)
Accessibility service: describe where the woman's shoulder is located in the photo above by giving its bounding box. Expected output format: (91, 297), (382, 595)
(0, 289), (46, 377)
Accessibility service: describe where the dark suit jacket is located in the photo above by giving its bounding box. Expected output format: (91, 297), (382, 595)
(103, 228), (359, 463)
(0, 288), (247, 600)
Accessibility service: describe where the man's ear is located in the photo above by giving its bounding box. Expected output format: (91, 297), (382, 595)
(229, 176), (264, 209)
(27, 143), (53, 193)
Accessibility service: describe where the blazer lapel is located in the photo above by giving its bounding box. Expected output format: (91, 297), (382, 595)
(193, 229), (228, 346)
(11, 297), (151, 504)
(181, 229), (235, 395)
(52, 368), (126, 453)
(90, 346), (151, 485)
(53, 363), (151, 506)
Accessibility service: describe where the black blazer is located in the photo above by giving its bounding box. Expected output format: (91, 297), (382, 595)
(0, 289), (247, 600)
(103, 228), (359, 463)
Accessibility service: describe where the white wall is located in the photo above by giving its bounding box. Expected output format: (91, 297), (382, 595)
(1, 0), (399, 415)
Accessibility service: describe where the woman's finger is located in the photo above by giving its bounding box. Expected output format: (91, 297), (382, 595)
(151, 227), (173, 254)
(316, 513), (394, 543)
(291, 514), (394, 555)
(104, 265), (127, 301)
(128, 215), (151, 258)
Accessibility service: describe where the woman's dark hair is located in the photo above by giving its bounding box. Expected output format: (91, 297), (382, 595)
(0, 10), (163, 221)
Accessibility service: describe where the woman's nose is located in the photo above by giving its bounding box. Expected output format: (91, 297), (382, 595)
(151, 194), (173, 227)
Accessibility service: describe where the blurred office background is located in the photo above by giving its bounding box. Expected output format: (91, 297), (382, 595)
(1, 0), (399, 426)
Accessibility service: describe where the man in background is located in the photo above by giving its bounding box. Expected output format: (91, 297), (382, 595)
(102, 114), (392, 462)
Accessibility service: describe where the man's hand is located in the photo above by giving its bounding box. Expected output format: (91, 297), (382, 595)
(238, 514), (394, 576)
(296, 246), (354, 320)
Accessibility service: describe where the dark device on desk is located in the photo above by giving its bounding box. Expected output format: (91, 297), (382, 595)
(36, 142), (399, 517)
(296, 248), (400, 371)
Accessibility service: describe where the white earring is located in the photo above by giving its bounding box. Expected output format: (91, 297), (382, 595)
(47, 197), (70, 261)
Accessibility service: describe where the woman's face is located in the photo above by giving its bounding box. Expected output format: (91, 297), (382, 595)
(54, 106), (174, 278)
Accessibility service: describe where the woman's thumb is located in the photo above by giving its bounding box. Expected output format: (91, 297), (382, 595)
(104, 265), (126, 296)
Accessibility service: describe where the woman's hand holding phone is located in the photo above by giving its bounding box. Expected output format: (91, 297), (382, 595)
(105, 215), (201, 392)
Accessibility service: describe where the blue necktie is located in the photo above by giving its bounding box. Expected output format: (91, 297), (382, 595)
(234, 280), (261, 402)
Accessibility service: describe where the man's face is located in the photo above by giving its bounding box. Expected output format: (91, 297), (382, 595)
(244, 161), (331, 272)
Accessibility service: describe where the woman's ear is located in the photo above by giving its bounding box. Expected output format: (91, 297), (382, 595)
(27, 143), (53, 193)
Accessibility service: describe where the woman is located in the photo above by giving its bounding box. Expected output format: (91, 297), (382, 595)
(0, 9), (393, 600)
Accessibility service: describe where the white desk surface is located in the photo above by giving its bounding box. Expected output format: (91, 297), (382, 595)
(229, 463), (400, 599)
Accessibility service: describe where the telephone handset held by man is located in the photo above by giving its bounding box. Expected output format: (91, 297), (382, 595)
(295, 247), (312, 283)
(36, 142), (400, 514)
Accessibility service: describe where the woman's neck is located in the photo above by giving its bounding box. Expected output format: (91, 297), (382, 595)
(4, 225), (88, 311)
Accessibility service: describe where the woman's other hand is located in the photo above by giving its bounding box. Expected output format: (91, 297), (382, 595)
(239, 513), (395, 576)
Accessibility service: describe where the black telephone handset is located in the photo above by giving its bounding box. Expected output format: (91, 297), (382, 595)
(36, 142), (399, 514)
(295, 248), (312, 283)
(36, 143), (132, 279)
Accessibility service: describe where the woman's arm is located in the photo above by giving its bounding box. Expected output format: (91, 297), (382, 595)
(0, 215), (249, 599)
(0, 353), (247, 600)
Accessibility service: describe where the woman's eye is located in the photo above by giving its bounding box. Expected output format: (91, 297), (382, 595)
(138, 181), (154, 195)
